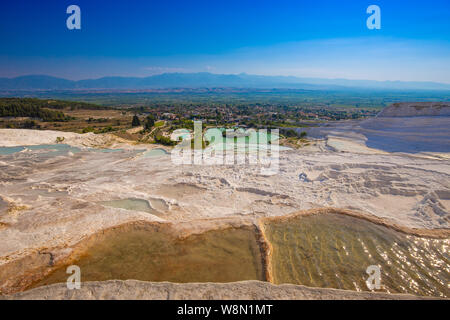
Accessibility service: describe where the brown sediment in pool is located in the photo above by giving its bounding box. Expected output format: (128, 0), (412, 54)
(24, 220), (266, 291)
(260, 209), (450, 298)
(1, 208), (448, 298)
(262, 208), (450, 239)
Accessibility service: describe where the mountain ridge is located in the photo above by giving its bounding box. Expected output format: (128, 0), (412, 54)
(1, 73), (450, 91)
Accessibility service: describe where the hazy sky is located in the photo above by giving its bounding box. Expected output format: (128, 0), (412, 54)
(1, 0), (449, 82)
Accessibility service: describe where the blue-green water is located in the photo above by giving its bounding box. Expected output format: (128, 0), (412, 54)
(0, 144), (134, 157)
(99, 198), (168, 216)
(143, 148), (169, 157)
(92, 148), (125, 153)
(204, 128), (289, 152)
(0, 144), (81, 156)
(0, 146), (25, 155)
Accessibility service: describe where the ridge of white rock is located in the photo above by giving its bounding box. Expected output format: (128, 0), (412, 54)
(377, 102), (450, 117)
(0, 129), (132, 148)
(1, 280), (436, 300)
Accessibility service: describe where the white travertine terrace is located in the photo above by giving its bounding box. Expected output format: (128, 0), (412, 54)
(0, 125), (449, 298)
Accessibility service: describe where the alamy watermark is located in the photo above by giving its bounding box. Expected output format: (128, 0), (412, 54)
(65, 5), (380, 32)
(66, 265), (81, 290)
(367, 5), (381, 30)
(67, 5), (81, 30)
(366, 265), (382, 290)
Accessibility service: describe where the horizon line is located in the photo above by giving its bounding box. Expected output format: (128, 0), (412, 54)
(2, 72), (450, 85)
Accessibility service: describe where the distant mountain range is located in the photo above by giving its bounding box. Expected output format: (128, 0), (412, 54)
(1, 73), (450, 91)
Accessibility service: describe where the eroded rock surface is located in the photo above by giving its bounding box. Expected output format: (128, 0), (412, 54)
(1, 280), (435, 300)
(378, 102), (450, 117)
(0, 128), (449, 299)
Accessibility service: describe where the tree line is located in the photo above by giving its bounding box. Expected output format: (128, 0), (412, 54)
(0, 98), (107, 111)
(0, 103), (71, 122)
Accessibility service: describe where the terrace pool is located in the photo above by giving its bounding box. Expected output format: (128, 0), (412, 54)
(204, 128), (290, 152)
(263, 213), (449, 297)
(31, 223), (265, 287)
(100, 198), (169, 216)
(143, 148), (169, 158)
(0, 144), (81, 156)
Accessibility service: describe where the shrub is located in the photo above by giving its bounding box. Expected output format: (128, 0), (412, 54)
(82, 127), (95, 133)
(155, 134), (177, 146)
(144, 114), (156, 131)
(131, 115), (141, 127)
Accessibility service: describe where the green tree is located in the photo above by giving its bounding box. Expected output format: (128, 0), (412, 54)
(144, 114), (156, 131)
(131, 115), (141, 127)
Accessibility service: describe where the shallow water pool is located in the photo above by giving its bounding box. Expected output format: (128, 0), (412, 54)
(263, 213), (449, 297)
(143, 148), (169, 158)
(100, 198), (160, 215)
(0, 144), (81, 156)
(31, 224), (265, 287)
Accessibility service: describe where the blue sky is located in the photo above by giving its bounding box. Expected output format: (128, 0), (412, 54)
(1, 0), (449, 82)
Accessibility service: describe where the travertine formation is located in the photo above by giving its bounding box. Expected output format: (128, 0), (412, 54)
(2, 280), (435, 300)
(0, 121), (449, 299)
(0, 129), (133, 148)
(377, 102), (450, 117)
